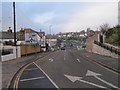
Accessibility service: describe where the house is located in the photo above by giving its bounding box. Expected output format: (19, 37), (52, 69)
(56, 30), (87, 38)
(17, 28), (41, 44)
(0, 27), (21, 61)
(0, 27), (16, 45)
(45, 35), (57, 47)
(17, 28), (46, 51)
(38, 31), (46, 51)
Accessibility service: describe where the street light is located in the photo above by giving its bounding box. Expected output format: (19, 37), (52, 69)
(49, 25), (52, 35)
(49, 25), (52, 47)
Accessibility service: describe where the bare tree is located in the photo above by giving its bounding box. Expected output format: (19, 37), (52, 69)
(99, 23), (110, 32)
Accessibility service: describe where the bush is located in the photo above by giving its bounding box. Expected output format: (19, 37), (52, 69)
(4, 41), (14, 45)
(2, 50), (11, 55)
(105, 25), (120, 46)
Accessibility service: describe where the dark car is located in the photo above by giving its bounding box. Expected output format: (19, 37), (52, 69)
(70, 43), (73, 47)
(60, 43), (66, 50)
(61, 46), (65, 50)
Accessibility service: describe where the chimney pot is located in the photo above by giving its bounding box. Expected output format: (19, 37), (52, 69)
(8, 27), (12, 33)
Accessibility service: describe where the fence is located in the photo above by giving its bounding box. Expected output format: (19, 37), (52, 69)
(20, 44), (41, 56)
(94, 41), (120, 55)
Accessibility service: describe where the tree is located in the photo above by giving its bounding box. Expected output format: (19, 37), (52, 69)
(105, 25), (120, 46)
(100, 23), (110, 33)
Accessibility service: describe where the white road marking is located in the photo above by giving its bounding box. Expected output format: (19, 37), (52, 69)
(77, 59), (80, 62)
(20, 77), (44, 82)
(25, 68), (38, 71)
(79, 79), (106, 88)
(64, 74), (82, 82)
(64, 50), (66, 60)
(65, 49), (66, 52)
(86, 70), (119, 89)
(33, 62), (60, 90)
(49, 58), (53, 62)
(86, 70), (101, 76)
(94, 76), (119, 89)
(64, 74), (106, 88)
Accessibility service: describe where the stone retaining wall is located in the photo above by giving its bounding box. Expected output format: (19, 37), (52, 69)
(92, 44), (119, 58)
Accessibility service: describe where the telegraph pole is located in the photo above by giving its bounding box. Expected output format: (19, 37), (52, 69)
(13, 2), (17, 58)
(13, 2), (16, 46)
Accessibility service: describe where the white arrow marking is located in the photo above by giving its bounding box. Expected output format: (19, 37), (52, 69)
(86, 70), (119, 89)
(49, 58), (53, 62)
(64, 74), (82, 82)
(86, 70), (101, 77)
(77, 59), (80, 62)
(64, 74), (106, 88)
(79, 79), (106, 88)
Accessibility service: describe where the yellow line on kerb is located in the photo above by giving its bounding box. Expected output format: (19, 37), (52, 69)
(13, 62), (33, 90)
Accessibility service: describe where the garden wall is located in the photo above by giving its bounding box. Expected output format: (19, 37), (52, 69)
(1, 46), (21, 62)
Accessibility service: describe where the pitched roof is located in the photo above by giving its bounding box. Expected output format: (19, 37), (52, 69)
(0, 32), (14, 39)
(21, 28), (37, 33)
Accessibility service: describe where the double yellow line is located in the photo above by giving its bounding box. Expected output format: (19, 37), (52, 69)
(13, 62), (33, 90)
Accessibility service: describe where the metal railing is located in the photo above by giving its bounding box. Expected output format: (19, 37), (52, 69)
(94, 41), (120, 55)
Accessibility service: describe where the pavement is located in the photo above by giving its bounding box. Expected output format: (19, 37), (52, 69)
(2, 51), (51, 89)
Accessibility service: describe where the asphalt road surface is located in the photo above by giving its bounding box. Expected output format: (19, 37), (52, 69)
(17, 47), (119, 89)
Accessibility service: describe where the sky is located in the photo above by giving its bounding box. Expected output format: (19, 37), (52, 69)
(1, 0), (119, 34)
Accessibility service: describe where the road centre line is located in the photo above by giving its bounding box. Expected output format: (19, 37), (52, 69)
(20, 77), (44, 82)
(33, 62), (61, 90)
(64, 50), (66, 60)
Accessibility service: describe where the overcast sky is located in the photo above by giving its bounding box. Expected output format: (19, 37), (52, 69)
(1, 0), (119, 34)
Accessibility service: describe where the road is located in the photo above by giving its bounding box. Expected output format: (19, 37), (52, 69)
(14, 45), (119, 89)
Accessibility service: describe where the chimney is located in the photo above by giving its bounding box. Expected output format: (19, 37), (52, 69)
(20, 28), (25, 34)
(21, 28), (24, 31)
(8, 27), (12, 33)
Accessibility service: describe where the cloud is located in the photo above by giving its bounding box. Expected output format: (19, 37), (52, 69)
(57, 2), (118, 33)
(33, 12), (56, 24)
